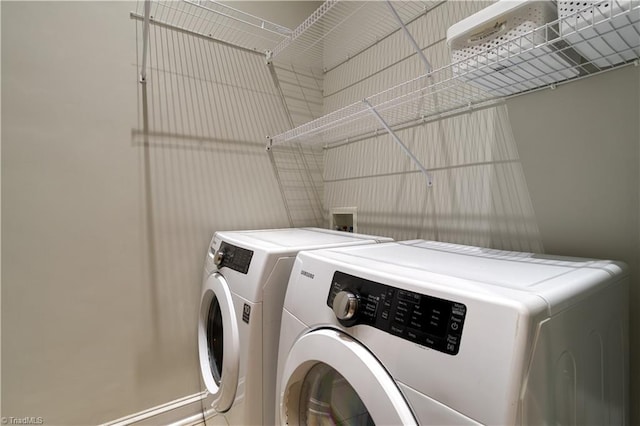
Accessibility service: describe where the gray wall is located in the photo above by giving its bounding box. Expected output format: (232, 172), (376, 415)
(509, 67), (639, 424)
(322, 1), (639, 423)
(1, 1), (318, 423)
(2, 0), (639, 424)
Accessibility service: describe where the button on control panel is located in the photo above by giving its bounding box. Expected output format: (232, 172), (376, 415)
(216, 241), (253, 274)
(327, 271), (467, 355)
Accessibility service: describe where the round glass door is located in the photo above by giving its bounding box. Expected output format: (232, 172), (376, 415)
(198, 273), (240, 413)
(206, 294), (224, 385)
(299, 363), (374, 426)
(280, 329), (417, 426)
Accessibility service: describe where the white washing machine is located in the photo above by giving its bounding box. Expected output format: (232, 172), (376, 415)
(276, 240), (629, 425)
(198, 228), (392, 425)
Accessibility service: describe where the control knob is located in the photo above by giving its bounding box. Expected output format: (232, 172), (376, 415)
(332, 290), (359, 321)
(212, 249), (225, 267)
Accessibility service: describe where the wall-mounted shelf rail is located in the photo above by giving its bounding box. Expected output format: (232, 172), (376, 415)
(268, 0), (640, 149)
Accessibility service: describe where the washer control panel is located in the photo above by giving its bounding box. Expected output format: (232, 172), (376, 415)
(214, 241), (253, 274)
(327, 271), (467, 355)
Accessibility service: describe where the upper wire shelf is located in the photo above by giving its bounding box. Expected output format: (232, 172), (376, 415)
(268, 0), (640, 148)
(131, 0), (292, 54)
(271, 0), (443, 71)
(132, 0), (439, 67)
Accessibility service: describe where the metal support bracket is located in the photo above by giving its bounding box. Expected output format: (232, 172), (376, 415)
(364, 99), (433, 187)
(139, 0), (152, 83)
(385, 0), (432, 74)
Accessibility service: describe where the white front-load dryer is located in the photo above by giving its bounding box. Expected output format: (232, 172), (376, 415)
(198, 228), (392, 425)
(276, 240), (629, 425)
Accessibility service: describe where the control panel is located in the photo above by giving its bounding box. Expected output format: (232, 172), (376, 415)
(327, 271), (467, 355)
(213, 241), (253, 274)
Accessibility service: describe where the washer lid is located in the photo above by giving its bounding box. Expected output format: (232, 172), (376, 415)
(316, 240), (624, 293)
(214, 228), (392, 254)
(279, 328), (417, 425)
(198, 273), (240, 413)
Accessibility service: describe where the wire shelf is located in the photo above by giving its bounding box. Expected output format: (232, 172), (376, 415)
(134, 0), (441, 65)
(269, 0), (640, 148)
(132, 0), (292, 54)
(269, 67), (493, 147)
(272, 0), (443, 71)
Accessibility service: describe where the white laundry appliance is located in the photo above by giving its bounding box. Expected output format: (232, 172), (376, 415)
(276, 240), (629, 425)
(198, 228), (392, 425)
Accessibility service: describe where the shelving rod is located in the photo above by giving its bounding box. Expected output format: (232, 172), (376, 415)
(385, 0), (432, 74)
(139, 0), (151, 83)
(363, 99), (433, 187)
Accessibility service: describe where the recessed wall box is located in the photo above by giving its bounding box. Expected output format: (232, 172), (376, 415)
(330, 207), (357, 233)
(447, 0), (580, 96)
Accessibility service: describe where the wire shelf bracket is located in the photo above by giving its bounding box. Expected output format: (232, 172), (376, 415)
(363, 99), (433, 187)
(385, 0), (432, 74)
(139, 0), (151, 83)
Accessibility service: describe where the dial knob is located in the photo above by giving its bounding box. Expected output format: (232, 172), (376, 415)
(213, 250), (225, 267)
(333, 291), (359, 321)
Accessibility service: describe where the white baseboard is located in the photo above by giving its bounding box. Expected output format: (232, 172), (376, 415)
(102, 392), (206, 426)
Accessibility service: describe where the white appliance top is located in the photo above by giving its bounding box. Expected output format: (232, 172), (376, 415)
(281, 240), (629, 425)
(309, 240), (626, 312)
(215, 227), (392, 253)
